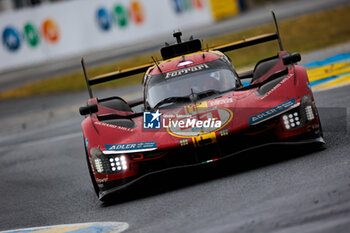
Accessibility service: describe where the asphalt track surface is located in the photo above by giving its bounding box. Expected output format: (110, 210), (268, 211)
(0, 78), (350, 232)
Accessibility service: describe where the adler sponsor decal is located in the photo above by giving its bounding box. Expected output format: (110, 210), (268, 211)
(104, 141), (157, 151)
(249, 98), (295, 125)
(165, 64), (209, 78)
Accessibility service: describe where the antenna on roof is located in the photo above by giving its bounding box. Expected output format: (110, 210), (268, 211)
(81, 57), (93, 98)
(151, 56), (163, 73)
(173, 30), (182, 44)
(201, 40), (206, 59)
(271, 11), (284, 51)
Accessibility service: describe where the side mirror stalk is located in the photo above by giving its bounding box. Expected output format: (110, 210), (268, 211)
(283, 52), (301, 65)
(79, 104), (98, 115)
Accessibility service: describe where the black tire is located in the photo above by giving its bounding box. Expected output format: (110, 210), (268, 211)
(316, 108), (325, 139)
(84, 139), (100, 197)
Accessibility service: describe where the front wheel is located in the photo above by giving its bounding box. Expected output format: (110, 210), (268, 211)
(84, 139), (100, 197)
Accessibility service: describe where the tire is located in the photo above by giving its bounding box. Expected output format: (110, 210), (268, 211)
(84, 139), (100, 197)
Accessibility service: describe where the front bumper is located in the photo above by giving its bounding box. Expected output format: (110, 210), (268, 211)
(97, 130), (324, 201)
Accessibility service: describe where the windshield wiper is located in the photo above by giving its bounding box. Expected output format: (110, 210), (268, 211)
(153, 96), (191, 109)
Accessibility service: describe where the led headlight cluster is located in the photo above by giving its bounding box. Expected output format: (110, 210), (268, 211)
(94, 158), (104, 173)
(280, 95), (317, 131)
(282, 112), (300, 130)
(109, 155), (128, 172)
(90, 147), (129, 174)
(282, 104), (316, 131)
(305, 106), (315, 121)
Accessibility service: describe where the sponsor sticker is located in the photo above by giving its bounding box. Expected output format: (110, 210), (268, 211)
(249, 98), (295, 125)
(95, 121), (134, 131)
(207, 97), (233, 107)
(165, 64), (209, 78)
(260, 73), (294, 99)
(104, 141), (157, 152)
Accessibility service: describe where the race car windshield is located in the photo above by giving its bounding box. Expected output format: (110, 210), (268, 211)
(146, 60), (238, 109)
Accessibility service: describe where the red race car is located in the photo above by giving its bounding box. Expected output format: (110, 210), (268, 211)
(79, 12), (324, 201)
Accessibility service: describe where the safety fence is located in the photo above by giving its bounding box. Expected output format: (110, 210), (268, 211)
(0, 0), (241, 72)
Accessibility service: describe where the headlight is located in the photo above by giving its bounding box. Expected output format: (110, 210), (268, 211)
(305, 105), (315, 121)
(108, 155), (128, 172)
(94, 158), (104, 173)
(282, 95), (316, 130)
(282, 112), (300, 130)
(90, 147), (129, 174)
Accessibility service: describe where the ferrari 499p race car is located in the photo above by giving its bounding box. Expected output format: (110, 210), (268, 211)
(79, 12), (324, 201)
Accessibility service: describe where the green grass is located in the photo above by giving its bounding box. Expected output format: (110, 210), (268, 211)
(1, 4), (350, 99)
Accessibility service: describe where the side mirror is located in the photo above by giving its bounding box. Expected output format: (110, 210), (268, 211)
(79, 104), (98, 115)
(282, 52), (301, 65)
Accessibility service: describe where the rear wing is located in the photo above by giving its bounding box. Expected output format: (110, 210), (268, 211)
(213, 11), (283, 52)
(81, 11), (283, 98)
(81, 60), (153, 98)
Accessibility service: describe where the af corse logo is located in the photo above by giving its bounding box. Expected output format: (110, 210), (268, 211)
(143, 110), (161, 129)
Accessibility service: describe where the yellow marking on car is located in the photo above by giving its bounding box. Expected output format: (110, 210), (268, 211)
(192, 132), (217, 147)
(184, 101), (208, 114)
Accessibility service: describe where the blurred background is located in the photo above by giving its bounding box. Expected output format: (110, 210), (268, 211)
(0, 0), (349, 103)
(2, 0), (349, 96)
(0, 0), (253, 73)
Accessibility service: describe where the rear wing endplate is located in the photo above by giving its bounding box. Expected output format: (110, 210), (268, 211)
(213, 11), (283, 52)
